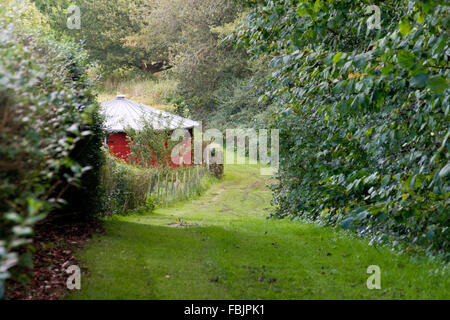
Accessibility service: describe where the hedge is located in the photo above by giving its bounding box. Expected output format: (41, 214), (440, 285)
(0, 1), (103, 296)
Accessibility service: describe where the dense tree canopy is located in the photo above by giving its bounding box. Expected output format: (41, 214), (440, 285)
(237, 0), (449, 256)
(32, 0), (154, 72)
(32, 0), (238, 75)
(31, 0), (276, 127)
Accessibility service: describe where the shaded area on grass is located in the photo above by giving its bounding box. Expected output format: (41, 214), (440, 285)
(6, 220), (104, 300)
(67, 164), (449, 300)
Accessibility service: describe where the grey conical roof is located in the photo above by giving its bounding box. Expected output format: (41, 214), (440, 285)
(100, 95), (199, 133)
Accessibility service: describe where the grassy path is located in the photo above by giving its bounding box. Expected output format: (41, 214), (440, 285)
(68, 164), (448, 299)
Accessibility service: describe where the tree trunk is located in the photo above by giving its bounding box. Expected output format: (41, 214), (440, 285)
(141, 61), (172, 74)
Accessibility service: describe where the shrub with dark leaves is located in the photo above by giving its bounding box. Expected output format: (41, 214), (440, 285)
(0, 1), (103, 296)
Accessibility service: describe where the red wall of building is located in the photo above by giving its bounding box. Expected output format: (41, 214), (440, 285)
(106, 132), (193, 167)
(106, 133), (132, 162)
(170, 138), (193, 168)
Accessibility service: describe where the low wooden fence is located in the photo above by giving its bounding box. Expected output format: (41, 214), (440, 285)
(151, 165), (209, 204)
(101, 156), (211, 215)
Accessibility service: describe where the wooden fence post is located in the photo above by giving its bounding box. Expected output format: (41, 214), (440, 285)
(188, 167), (192, 196)
(171, 172), (175, 198)
(157, 172), (160, 196)
(183, 170), (186, 197)
(175, 171), (179, 199)
(165, 173), (169, 204)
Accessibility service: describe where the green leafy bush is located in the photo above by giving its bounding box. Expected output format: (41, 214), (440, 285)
(32, 0), (161, 74)
(237, 0), (449, 256)
(125, 117), (180, 168)
(192, 56), (280, 130)
(171, 18), (280, 130)
(0, 1), (103, 295)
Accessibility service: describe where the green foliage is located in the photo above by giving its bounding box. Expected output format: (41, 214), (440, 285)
(34, 0), (273, 129)
(237, 0), (449, 256)
(32, 0), (239, 78)
(168, 10), (280, 129)
(100, 154), (159, 215)
(165, 0), (240, 108)
(57, 107), (105, 220)
(0, 0), (103, 295)
(32, 0), (158, 74)
(125, 117), (180, 168)
(197, 56), (280, 130)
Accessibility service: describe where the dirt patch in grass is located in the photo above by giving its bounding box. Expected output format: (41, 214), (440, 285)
(167, 223), (200, 228)
(6, 219), (104, 300)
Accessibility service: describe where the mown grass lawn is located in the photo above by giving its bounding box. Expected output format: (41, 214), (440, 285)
(67, 163), (449, 300)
